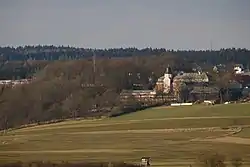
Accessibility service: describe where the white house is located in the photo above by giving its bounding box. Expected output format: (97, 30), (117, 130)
(234, 64), (244, 74)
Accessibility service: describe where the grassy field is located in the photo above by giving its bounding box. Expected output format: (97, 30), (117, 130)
(235, 127), (250, 138)
(0, 103), (250, 166)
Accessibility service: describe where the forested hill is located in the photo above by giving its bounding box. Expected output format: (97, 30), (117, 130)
(0, 46), (166, 61)
(1, 46), (250, 66)
(0, 46), (250, 130)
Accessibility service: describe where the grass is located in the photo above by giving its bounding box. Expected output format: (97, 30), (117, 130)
(114, 103), (250, 120)
(1, 103), (250, 166)
(235, 128), (250, 138)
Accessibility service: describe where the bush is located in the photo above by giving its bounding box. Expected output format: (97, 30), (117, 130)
(109, 103), (142, 117)
(231, 157), (243, 167)
(109, 101), (165, 117)
(198, 152), (226, 167)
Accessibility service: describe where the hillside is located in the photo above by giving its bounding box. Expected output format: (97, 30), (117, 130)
(1, 104), (250, 166)
(1, 51), (211, 130)
(0, 52), (249, 131)
(114, 103), (250, 120)
(0, 58), (158, 130)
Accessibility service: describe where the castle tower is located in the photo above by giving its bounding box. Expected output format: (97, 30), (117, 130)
(163, 66), (173, 93)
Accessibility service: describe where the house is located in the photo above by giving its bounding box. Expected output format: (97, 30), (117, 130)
(234, 72), (250, 87)
(190, 85), (220, 101)
(154, 66), (209, 97)
(0, 80), (12, 85)
(228, 80), (243, 89)
(213, 64), (226, 73)
(171, 72), (210, 102)
(234, 64), (244, 74)
(173, 72), (209, 85)
(0, 79), (32, 88)
(120, 90), (156, 101)
(154, 66), (173, 94)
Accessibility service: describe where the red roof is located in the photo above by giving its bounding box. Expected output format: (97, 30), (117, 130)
(234, 74), (250, 86)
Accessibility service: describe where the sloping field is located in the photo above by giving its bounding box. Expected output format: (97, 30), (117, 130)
(0, 103), (250, 166)
(114, 103), (250, 120)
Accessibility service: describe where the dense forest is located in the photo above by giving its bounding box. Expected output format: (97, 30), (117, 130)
(1, 46), (250, 80)
(0, 46), (250, 131)
(1, 46), (250, 64)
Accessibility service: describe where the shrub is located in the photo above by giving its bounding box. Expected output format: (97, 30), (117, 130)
(198, 152), (226, 167)
(231, 157), (243, 167)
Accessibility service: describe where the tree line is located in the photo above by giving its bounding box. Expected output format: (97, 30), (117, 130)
(1, 46), (250, 81)
(1, 46), (250, 66)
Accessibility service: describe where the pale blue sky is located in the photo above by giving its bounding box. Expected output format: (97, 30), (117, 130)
(0, 0), (250, 50)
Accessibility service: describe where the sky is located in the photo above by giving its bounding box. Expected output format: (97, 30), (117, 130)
(0, 0), (250, 50)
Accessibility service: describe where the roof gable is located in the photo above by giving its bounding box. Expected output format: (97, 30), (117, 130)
(174, 72), (209, 83)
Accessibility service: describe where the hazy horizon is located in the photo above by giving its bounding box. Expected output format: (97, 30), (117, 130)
(1, 0), (250, 50)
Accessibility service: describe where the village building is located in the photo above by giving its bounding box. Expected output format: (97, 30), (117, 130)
(228, 80), (243, 89)
(213, 64), (226, 73)
(234, 72), (250, 87)
(120, 89), (156, 101)
(189, 85), (220, 101)
(119, 65), (226, 103)
(154, 66), (173, 94)
(234, 64), (244, 74)
(155, 67), (209, 92)
(173, 72), (209, 85)
(0, 79), (32, 88)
